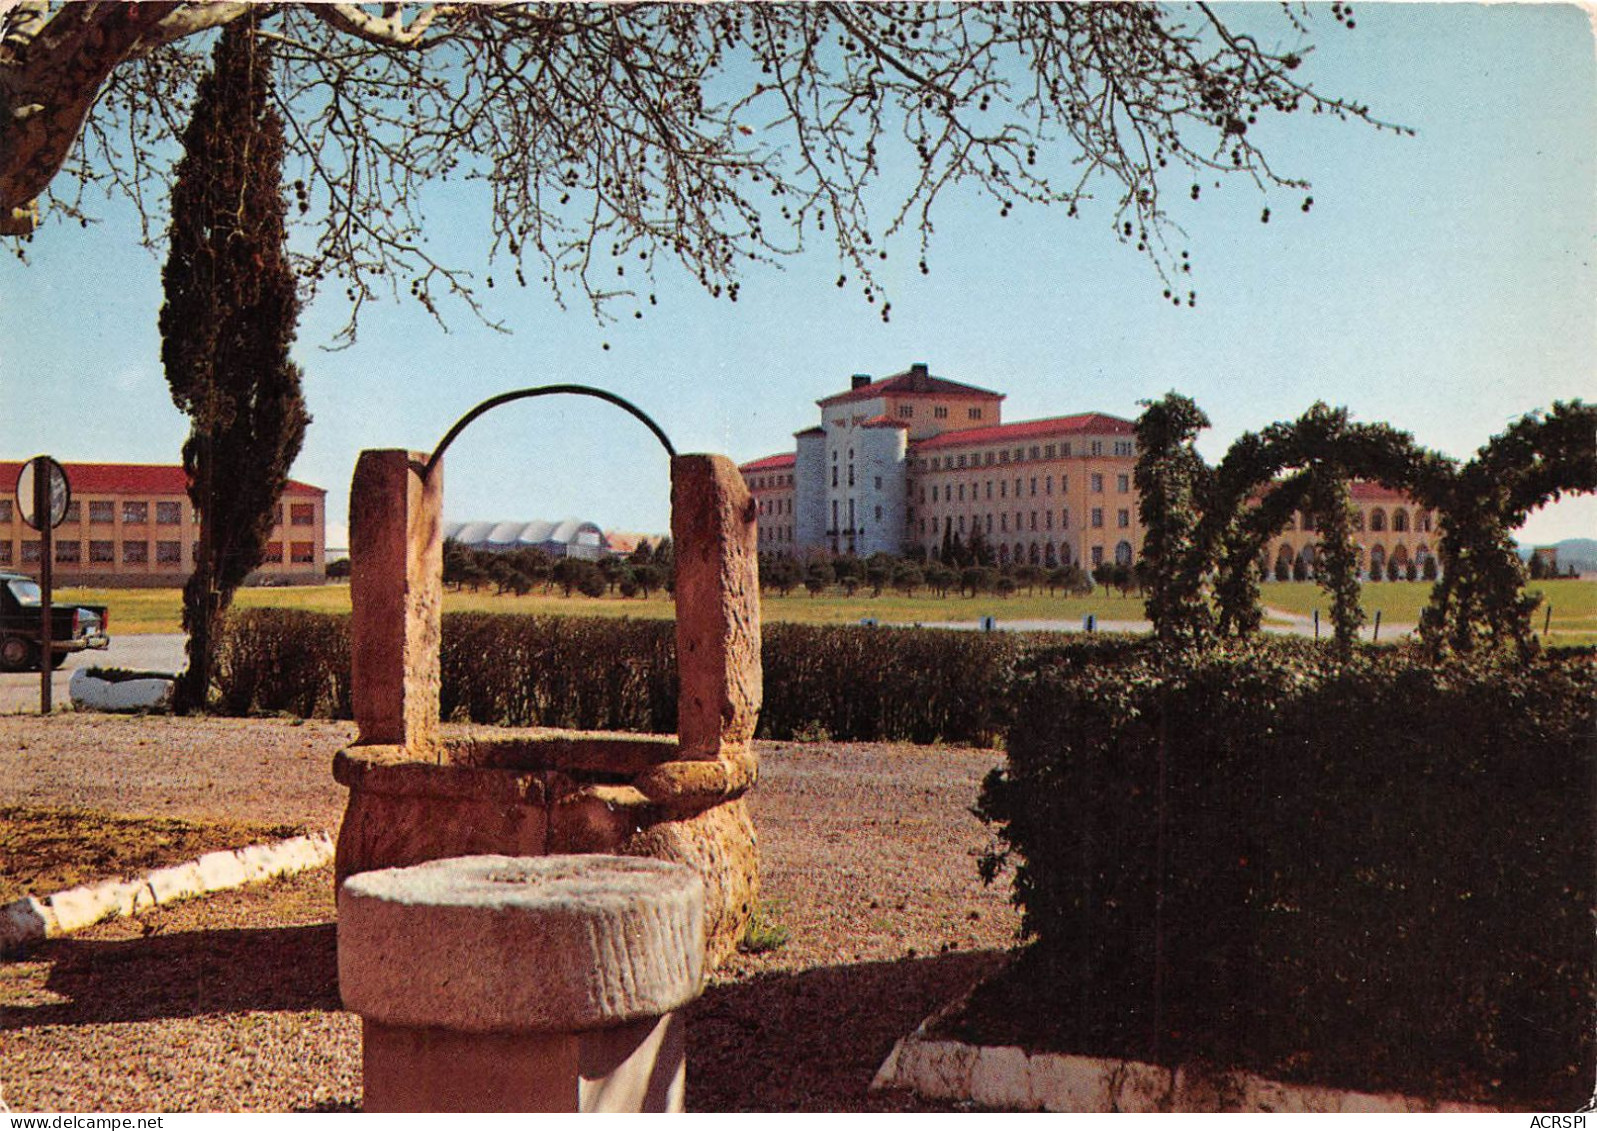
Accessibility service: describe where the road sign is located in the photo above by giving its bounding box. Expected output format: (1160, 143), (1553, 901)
(15, 456), (70, 531)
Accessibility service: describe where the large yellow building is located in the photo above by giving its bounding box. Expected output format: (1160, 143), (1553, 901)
(741, 362), (1146, 570)
(741, 364), (1438, 579)
(0, 461), (327, 586)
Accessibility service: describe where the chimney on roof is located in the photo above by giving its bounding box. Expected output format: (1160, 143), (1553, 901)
(851, 373), (871, 390)
(910, 362), (929, 378)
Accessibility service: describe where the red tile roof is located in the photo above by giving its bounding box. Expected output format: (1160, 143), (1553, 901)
(739, 452), (797, 473)
(1348, 481), (1412, 503)
(0, 461), (323, 497)
(817, 365), (1003, 407)
(912, 413), (1135, 451)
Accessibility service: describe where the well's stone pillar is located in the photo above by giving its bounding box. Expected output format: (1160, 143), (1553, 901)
(349, 450), (444, 755)
(671, 454), (761, 762)
(338, 855), (705, 1112)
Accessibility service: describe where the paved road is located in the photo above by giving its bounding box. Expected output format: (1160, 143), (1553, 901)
(0, 633), (186, 714)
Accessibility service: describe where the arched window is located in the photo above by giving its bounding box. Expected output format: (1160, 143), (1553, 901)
(1115, 541), (1133, 567)
(1275, 543), (1294, 581)
(998, 543), (1010, 565)
(1368, 544), (1386, 580)
(1044, 543), (1058, 567)
(1369, 508), (1387, 533)
(1029, 543), (1040, 566)
(1392, 508), (1409, 533)
(1014, 543), (1024, 564)
(1418, 510), (1433, 533)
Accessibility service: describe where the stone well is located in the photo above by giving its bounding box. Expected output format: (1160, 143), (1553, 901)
(334, 448), (760, 964)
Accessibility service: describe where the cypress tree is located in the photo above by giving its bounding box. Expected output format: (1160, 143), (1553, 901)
(160, 20), (309, 711)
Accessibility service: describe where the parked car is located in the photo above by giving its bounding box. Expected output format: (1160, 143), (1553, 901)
(0, 571), (110, 671)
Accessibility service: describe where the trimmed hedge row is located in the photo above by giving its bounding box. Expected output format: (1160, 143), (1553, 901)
(974, 638), (1597, 1107)
(212, 609), (1046, 745)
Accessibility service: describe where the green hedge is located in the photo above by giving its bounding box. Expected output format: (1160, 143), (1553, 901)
(212, 609), (1049, 744)
(974, 638), (1597, 1106)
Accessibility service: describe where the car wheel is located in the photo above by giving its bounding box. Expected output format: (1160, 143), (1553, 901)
(0, 636), (37, 672)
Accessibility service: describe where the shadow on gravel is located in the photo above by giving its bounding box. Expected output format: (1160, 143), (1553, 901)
(687, 948), (1009, 1111)
(7, 923), (339, 1027)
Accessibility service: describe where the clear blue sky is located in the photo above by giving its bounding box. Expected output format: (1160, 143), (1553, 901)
(2, 2), (1592, 550)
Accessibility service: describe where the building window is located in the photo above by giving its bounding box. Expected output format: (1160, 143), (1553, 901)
(831, 466), (838, 488)
(874, 505), (883, 523)
(957, 455), (967, 469)
(0, 500), (10, 522)
(957, 516), (965, 533)
(999, 481), (1007, 499)
(934, 406), (949, 419)
(847, 465), (854, 487)
(898, 404), (914, 418)
(123, 540), (148, 564)
(874, 476), (883, 490)
(1061, 443), (1072, 458)
(985, 482), (993, 501)
(1060, 476), (1068, 494)
(1115, 441), (1135, 456)
(1092, 545), (1104, 566)
(89, 500), (114, 524)
(156, 541), (182, 564)
(64, 501), (81, 523)
(265, 541), (284, 564)
(1030, 512), (1038, 531)
(1030, 477), (1037, 496)
(931, 486), (939, 503)
(986, 514), (993, 533)
(957, 484), (965, 502)
(55, 540), (80, 563)
(1091, 474), (1104, 493)
(1046, 476), (1053, 496)
(22, 540), (41, 563)
(1092, 508), (1104, 529)
(1091, 441), (1103, 456)
(0, 543), (9, 565)
(89, 540), (114, 563)
(1000, 514), (1008, 532)
(1370, 508), (1387, 533)
(123, 501), (148, 524)
(969, 407), (983, 420)
(983, 451), (994, 466)
(1117, 474), (1130, 493)
(999, 450), (1010, 465)
(157, 501), (183, 525)
(1118, 509), (1131, 528)
(1013, 477), (1021, 496)
(1046, 444), (1056, 459)
(291, 542), (315, 565)
(1030, 446), (1040, 460)
(1046, 511), (1054, 531)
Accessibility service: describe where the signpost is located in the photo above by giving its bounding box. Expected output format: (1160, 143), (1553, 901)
(14, 456), (70, 713)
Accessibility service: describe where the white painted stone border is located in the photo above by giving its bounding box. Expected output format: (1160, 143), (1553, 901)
(0, 831), (334, 954)
(871, 1015), (1495, 1113)
(68, 669), (176, 713)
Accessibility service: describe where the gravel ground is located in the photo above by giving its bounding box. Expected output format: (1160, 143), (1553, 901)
(0, 716), (1021, 1112)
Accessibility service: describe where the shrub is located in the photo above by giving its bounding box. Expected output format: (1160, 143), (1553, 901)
(213, 609), (1062, 746)
(975, 638), (1597, 1106)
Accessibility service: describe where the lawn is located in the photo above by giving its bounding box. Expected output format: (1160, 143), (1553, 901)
(59, 582), (1150, 634)
(59, 577), (1597, 644)
(1258, 577), (1597, 642)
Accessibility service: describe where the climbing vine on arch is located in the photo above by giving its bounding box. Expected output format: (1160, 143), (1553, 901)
(1133, 394), (1595, 657)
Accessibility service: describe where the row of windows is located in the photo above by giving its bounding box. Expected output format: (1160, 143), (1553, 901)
(917, 438), (1134, 473)
(924, 472), (1134, 505)
(758, 497), (793, 517)
(749, 473), (794, 491)
(918, 507), (1131, 537)
(0, 498), (318, 527)
(0, 539), (317, 567)
(1279, 507), (1433, 534)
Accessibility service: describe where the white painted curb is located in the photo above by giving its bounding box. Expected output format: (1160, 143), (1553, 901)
(871, 1017), (1494, 1113)
(0, 831), (334, 954)
(68, 669), (175, 712)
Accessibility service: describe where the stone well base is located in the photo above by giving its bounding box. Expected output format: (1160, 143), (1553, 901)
(333, 732), (757, 966)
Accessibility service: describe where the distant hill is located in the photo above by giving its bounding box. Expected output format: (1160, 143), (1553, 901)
(1518, 537), (1597, 574)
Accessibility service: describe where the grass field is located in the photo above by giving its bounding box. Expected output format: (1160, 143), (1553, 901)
(58, 577), (1597, 643)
